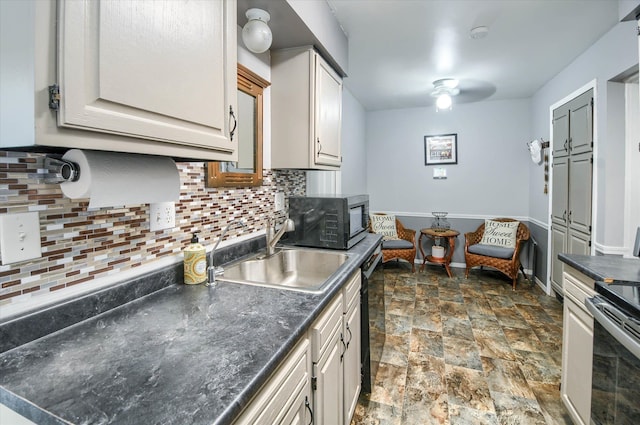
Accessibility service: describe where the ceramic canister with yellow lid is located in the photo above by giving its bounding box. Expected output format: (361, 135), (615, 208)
(184, 232), (207, 284)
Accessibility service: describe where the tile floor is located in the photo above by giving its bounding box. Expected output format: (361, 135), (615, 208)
(352, 262), (573, 425)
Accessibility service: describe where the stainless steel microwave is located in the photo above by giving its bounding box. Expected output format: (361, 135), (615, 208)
(285, 195), (369, 250)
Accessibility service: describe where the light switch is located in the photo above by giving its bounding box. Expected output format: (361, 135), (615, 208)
(0, 212), (42, 265)
(274, 192), (285, 212)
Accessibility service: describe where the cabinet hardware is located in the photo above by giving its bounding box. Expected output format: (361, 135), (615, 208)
(305, 396), (314, 425)
(345, 323), (353, 349)
(317, 138), (322, 156)
(311, 376), (317, 391)
(48, 84), (60, 110)
(229, 105), (237, 141)
(340, 332), (346, 362)
(568, 211), (572, 223)
(564, 139), (568, 152)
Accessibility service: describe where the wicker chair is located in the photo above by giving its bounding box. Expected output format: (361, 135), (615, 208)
(376, 219), (417, 272)
(464, 218), (530, 290)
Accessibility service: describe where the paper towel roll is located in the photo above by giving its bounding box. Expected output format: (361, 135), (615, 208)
(60, 150), (180, 208)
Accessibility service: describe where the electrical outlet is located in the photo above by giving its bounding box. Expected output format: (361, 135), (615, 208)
(150, 202), (176, 231)
(274, 192), (285, 212)
(0, 212), (42, 265)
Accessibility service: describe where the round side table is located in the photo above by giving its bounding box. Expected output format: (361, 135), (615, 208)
(419, 228), (460, 278)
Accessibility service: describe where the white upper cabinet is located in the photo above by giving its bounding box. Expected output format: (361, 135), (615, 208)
(2, 0), (238, 161)
(271, 47), (343, 169)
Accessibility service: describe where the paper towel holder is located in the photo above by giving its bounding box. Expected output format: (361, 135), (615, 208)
(44, 156), (80, 183)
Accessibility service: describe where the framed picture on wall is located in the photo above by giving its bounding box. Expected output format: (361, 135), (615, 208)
(424, 133), (458, 165)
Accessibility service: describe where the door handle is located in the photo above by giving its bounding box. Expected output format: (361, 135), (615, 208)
(340, 333), (346, 362)
(316, 138), (322, 156)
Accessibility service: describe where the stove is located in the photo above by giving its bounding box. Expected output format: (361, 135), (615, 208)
(594, 280), (640, 318)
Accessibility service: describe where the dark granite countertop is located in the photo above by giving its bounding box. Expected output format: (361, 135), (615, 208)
(559, 253), (640, 284)
(0, 234), (382, 425)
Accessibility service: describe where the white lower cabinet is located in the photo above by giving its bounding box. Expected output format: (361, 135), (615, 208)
(561, 266), (595, 425)
(312, 270), (361, 425)
(233, 337), (312, 425)
(311, 294), (345, 425)
(342, 272), (362, 424)
(233, 270), (361, 425)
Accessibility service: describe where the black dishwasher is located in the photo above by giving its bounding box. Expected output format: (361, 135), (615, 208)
(360, 242), (384, 393)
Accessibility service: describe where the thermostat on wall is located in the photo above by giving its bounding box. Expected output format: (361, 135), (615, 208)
(433, 168), (447, 179)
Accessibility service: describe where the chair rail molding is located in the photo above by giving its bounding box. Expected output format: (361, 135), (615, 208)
(594, 242), (630, 256)
(376, 211), (532, 223)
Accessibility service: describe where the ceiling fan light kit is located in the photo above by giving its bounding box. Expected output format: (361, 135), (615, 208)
(470, 26), (489, 39)
(431, 78), (460, 111)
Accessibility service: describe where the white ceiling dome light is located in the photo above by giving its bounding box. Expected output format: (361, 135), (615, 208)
(242, 8), (272, 54)
(431, 79), (460, 111)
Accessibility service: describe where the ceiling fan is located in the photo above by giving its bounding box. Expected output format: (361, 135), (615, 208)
(430, 78), (497, 110)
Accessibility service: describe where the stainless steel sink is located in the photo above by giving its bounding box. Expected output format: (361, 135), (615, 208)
(221, 248), (350, 293)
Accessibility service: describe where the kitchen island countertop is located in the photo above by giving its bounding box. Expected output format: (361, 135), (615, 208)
(0, 234), (382, 425)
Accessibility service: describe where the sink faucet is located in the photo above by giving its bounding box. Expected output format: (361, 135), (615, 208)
(266, 217), (295, 257)
(207, 219), (246, 286)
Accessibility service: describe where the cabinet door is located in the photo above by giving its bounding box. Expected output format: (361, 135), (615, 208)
(314, 56), (342, 167)
(561, 284), (594, 425)
(58, 0), (236, 154)
(568, 91), (593, 156)
(280, 394), (311, 425)
(233, 338), (311, 425)
(551, 156), (569, 227)
(343, 300), (361, 425)
(550, 225), (567, 294)
(553, 105), (570, 158)
(314, 332), (344, 425)
(568, 151), (593, 236)
(568, 229), (590, 256)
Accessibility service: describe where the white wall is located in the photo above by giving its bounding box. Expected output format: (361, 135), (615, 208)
(529, 19), (638, 249)
(340, 89), (367, 195)
(366, 99), (531, 216)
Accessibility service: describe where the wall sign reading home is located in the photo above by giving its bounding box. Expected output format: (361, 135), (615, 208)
(424, 133), (458, 165)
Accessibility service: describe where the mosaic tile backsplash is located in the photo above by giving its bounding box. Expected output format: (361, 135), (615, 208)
(0, 151), (306, 309)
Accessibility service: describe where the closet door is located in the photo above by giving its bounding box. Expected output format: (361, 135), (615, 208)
(568, 92), (593, 156)
(568, 152), (593, 235)
(552, 106), (570, 158)
(550, 89), (593, 295)
(551, 157), (569, 227)
(551, 226), (567, 293)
